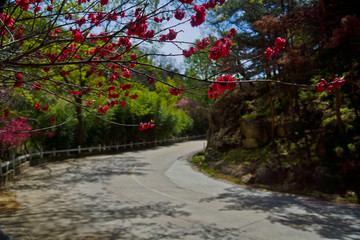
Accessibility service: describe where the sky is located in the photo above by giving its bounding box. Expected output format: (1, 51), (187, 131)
(158, 14), (204, 72)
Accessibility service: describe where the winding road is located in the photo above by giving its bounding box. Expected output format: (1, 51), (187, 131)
(0, 140), (360, 239)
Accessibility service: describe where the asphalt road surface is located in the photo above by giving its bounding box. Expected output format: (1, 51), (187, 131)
(0, 140), (360, 240)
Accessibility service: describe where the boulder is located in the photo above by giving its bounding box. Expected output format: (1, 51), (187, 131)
(241, 173), (255, 184)
(254, 167), (274, 184)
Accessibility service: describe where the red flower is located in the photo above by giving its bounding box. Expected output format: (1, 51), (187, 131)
(315, 79), (328, 92)
(70, 90), (83, 95)
(227, 28), (236, 38)
(86, 101), (93, 105)
(122, 68), (132, 78)
(98, 105), (109, 114)
(135, 7), (142, 17)
(65, 14), (72, 20)
(60, 70), (70, 77)
(120, 101), (126, 107)
(275, 37), (286, 50)
(43, 67), (51, 72)
(75, 18), (87, 27)
(265, 47), (273, 59)
(34, 83), (42, 91)
(328, 77), (345, 92)
(183, 47), (196, 58)
(15, 0), (30, 11)
(15, 73), (23, 81)
(3, 108), (10, 117)
(131, 94), (138, 99)
(139, 122), (155, 131)
(34, 102), (41, 110)
(108, 85), (116, 92)
(148, 74), (155, 85)
(100, 0), (108, 7)
(190, 5), (206, 27)
(207, 75), (237, 99)
(169, 87), (184, 96)
(14, 73), (23, 88)
(168, 29), (177, 40)
(178, 0), (193, 4)
(120, 83), (132, 91)
(174, 8), (185, 20)
(331, 77), (345, 89)
(47, 6), (53, 11)
(50, 116), (56, 124)
(42, 105), (49, 111)
(34, 6), (41, 13)
(209, 38), (232, 60)
(72, 29), (85, 43)
(197, 38), (210, 50)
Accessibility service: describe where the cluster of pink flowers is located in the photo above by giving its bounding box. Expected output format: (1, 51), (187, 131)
(0, 117), (32, 148)
(14, 73), (23, 88)
(69, 90), (83, 95)
(196, 38), (211, 50)
(183, 47), (196, 58)
(0, 108), (10, 119)
(49, 28), (61, 39)
(120, 83), (132, 91)
(208, 75), (237, 99)
(71, 28), (85, 43)
(34, 103), (49, 111)
(315, 77), (345, 92)
(50, 116), (56, 124)
(265, 37), (286, 59)
(127, 16), (149, 38)
(10, 0), (240, 133)
(191, 5), (206, 27)
(139, 122), (155, 131)
(159, 29), (178, 41)
(169, 87), (184, 96)
(33, 83), (42, 91)
(174, 8), (185, 20)
(98, 105), (109, 114)
(209, 37), (232, 60)
(148, 75), (155, 85)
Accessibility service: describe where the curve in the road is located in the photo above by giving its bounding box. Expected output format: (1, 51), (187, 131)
(0, 140), (359, 240)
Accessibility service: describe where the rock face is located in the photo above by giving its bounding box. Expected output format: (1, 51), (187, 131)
(204, 84), (360, 200)
(206, 86), (299, 161)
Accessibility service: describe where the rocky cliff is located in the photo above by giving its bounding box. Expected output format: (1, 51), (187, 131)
(204, 83), (360, 199)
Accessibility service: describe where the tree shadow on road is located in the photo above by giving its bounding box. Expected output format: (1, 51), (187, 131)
(6, 155), (150, 191)
(0, 201), (192, 240)
(200, 187), (360, 239)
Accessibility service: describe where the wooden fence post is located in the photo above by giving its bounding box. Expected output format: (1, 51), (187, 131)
(11, 153), (15, 170)
(0, 158), (2, 179)
(78, 146), (81, 154)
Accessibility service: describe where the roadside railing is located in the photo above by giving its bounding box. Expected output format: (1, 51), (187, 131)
(0, 135), (205, 185)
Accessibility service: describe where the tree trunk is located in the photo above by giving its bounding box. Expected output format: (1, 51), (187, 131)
(75, 96), (83, 147)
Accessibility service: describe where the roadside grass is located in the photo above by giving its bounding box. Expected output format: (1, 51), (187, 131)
(191, 152), (358, 205)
